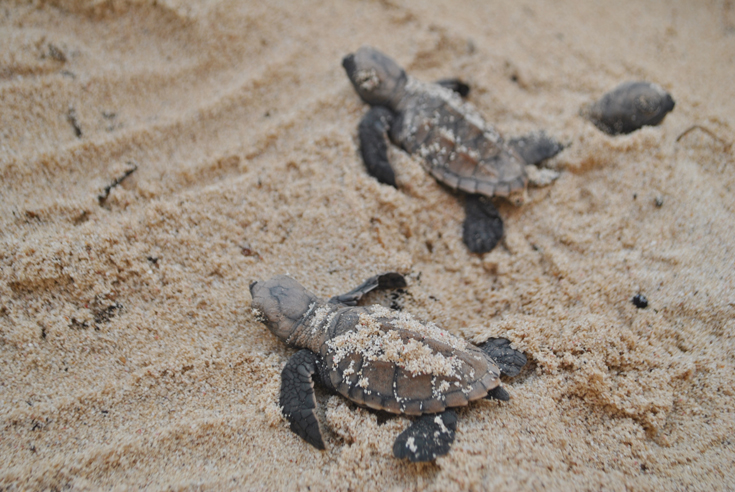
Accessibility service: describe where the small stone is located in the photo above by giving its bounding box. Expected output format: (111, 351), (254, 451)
(582, 81), (675, 135)
(632, 293), (649, 309)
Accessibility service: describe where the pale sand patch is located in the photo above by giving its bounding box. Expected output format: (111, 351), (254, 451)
(1, 0), (734, 490)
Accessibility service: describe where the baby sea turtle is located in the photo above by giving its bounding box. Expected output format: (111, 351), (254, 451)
(250, 273), (527, 462)
(582, 81), (675, 135)
(342, 46), (563, 253)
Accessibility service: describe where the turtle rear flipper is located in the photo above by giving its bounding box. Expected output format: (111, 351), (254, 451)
(280, 350), (326, 450)
(485, 385), (510, 401)
(508, 131), (563, 166)
(462, 195), (504, 254)
(393, 410), (458, 462)
(330, 272), (407, 305)
(478, 337), (527, 377)
(358, 106), (397, 187)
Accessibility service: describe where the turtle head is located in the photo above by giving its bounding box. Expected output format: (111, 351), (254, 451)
(343, 46), (407, 109)
(249, 275), (318, 343)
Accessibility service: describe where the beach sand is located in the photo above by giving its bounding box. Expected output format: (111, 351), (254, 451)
(1, 0), (734, 489)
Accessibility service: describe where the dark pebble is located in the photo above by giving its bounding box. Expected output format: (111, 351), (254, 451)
(583, 81), (675, 135)
(632, 293), (648, 309)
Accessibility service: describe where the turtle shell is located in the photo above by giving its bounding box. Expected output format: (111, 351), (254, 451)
(320, 305), (501, 416)
(391, 78), (527, 199)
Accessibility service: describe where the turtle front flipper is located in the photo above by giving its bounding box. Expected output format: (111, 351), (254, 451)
(462, 195), (504, 253)
(280, 349), (326, 450)
(477, 337), (527, 377)
(329, 272), (407, 306)
(358, 106), (397, 187)
(435, 78), (470, 98)
(393, 410), (458, 462)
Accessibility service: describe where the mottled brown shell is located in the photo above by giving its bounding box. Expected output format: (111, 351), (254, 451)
(319, 311), (501, 416)
(392, 79), (527, 199)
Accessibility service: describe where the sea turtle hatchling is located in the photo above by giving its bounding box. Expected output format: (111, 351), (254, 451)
(342, 46), (564, 253)
(250, 273), (527, 462)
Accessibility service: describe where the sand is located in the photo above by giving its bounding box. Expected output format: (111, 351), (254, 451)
(1, 0), (734, 490)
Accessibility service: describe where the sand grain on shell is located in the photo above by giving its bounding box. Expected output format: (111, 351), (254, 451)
(326, 308), (464, 378)
(1, 0), (734, 490)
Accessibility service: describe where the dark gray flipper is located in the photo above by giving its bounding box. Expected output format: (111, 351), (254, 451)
(280, 349), (325, 450)
(358, 106), (397, 187)
(462, 195), (504, 254)
(477, 337), (527, 377)
(330, 272), (407, 306)
(435, 78), (470, 98)
(393, 410), (458, 462)
(508, 131), (564, 166)
(485, 385), (510, 401)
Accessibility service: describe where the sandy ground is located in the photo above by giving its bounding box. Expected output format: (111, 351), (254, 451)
(1, 0), (735, 490)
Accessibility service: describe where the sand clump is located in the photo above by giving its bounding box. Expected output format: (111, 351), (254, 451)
(1, 0), (735, 490)
(326, 306), (468, 378)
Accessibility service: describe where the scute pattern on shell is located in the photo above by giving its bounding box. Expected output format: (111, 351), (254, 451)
(322, 304), (500, 415)
(393, 78), (527, 198)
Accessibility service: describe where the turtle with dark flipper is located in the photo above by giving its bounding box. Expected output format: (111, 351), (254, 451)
(250, 273), (527, 462)
(342, 46), (563, 254)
